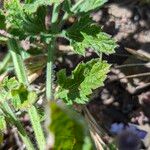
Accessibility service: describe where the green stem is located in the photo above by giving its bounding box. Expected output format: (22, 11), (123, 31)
(8, 38), (28, 85)
(46, 39), (55, 101)
(46, 4), (57, 101)
(1, 102), (34, 150)
(0, 52), (11, 74)
(62, 0), (84, 21)
(51, 3), (60, 24)
(28, 106), (46, 150)
(8, 38), (46, 149)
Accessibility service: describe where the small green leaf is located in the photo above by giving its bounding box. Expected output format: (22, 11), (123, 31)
(66, 16), (117, 55)
(11, 84), (37, 109)
(56, 59), (110, 105)
(0, 77), (19, 102)
(49, 102), (94, 150)
(4, 0), (24, 29)
(0, 77), (37, 108)
(2, 77), (19, 90)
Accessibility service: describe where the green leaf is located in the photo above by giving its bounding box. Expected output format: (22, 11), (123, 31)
(4, 0), (24, 30)
(73, 0), (107, 14)
(63, 0), (107, 15)
(4, 0), (47, 35)
(2, 77), (19, 90)
(0, 77), (19, 102)
(49, 102), (94, 150)
(0, 10), (6, 29)
(0, 115), (6, 131)
(22, 7), (47, 34)
(56, 59), (110, 105)
(11, 84), (37, 109)
(66, 16), (117, 55)
(0, 77), (36, 109)
(24, 0), (52, 13)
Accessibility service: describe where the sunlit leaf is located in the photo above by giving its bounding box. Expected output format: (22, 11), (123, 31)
(65, 16), (117, 55)
(11, 84), (37, 109)
(56, 59), (110, 105)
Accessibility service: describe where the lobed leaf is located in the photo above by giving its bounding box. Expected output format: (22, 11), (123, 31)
(0, 77), (19, 102)
(11, 84), (37, 109)
(65, 16), (117, 55)
(56, 59), (110, 105)
(0, 77), (37, 109)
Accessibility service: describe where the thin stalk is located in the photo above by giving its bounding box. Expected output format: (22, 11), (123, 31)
(8, 38), (28, 85)
(59, 0), (84, 31)
(46, 39), (55, 101)
(1, 102), (34, 150)
(115, 63), (150, 69)
(46, 4), (57, 101)
(51, 3), (60, 24)
(62, 0), (84, 21)
(8, 38), (46, 149)
(28, 106), (46, 150)
(119, 72), (150, 79)
(0, 52), (11, 73)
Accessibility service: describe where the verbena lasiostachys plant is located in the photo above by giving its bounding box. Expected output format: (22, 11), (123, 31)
(0, 0), (117, 149)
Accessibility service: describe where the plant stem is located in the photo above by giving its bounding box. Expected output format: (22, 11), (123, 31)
(8, 38), (28, 85)
(46, 4), (57, 101)
(0, 52), (11, 73)
(28, 106), (46, 150)
(62, 0), (84, 21)
(51, 3), (59, 24)
(115, 63), (150, 69)
(46, 39), (55, 101)
(1, 102), (34, 150)
(8, 38), (46, 149)
(119, 72), (150, 79)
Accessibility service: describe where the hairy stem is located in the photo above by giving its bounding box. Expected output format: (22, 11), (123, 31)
(8, 38), (46, 149)
(0, 52), (11, 73)
(28, 106), (46, 150)
(8, 39), (28, 85)
(46, 4), (58, 101)
(46, 39), (55, 101)
(1, 102), (34, 150)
